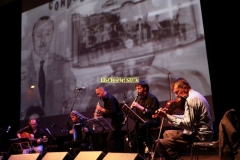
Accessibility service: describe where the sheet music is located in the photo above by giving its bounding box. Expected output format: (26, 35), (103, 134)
(87, 116), (114, 133)
(120, 102), (146, 124)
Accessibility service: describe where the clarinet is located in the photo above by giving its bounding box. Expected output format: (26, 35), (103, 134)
(130, 94), (139, 109)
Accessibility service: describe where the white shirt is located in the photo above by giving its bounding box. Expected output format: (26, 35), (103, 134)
(166, 89), (214, 135)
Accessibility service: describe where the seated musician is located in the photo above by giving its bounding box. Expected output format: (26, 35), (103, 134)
(64, 110), (94, 157)
(16, 118), (45, 156)
(155, 78), (214, 160)
(124, 80), (161, 155)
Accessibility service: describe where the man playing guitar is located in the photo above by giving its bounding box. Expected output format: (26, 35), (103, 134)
(16, 118), (45, 156)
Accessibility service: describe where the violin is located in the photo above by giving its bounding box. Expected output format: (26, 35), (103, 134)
(152, 97), (185, 118)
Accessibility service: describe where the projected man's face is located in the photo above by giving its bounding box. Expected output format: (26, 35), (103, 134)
(32, 19), (54, 58)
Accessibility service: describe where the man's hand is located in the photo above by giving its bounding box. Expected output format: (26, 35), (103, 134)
(132, 102), (139, 108)
(96, 104), (103, 111)
(152, 108), (168, 118)
(157, 108), (167, 118)
(37, 138), (42, 143)
(83, 127), (88, 132)
(69, 129), (74, 134)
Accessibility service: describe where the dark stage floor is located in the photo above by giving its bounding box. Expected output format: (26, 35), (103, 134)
(142, 153), (220, 160)
(181, 153), (219, 160)
(139, 146), (220, 160)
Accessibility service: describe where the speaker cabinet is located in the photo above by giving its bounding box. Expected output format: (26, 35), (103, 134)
(8, 153), (40, 160)
(103, 153), (144, 160)
(74, 151), (106, 160)
(42, 152), (73, 160)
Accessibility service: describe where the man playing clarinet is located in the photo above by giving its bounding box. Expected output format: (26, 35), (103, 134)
(124, 80), (161, 155)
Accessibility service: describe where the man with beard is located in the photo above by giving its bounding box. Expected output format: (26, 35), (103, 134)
(124, 80), (161, 155)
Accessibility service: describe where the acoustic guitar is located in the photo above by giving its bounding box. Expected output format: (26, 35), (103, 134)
(21, 132), (48, 142)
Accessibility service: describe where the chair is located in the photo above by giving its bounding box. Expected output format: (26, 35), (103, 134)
(190, 140), (219, 160)
(218, 109), (240, 159)
(148, 126), (165, 159)
(190, 109), (240, 160)
(72, 135), (94, 157)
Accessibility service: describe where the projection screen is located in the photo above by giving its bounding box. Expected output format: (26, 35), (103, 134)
(21, 0), (213, 136)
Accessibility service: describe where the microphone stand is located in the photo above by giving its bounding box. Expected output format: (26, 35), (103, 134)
(45, 120), (65, 151)
(122, 93), (132, 149)
(122, 93), (128, 126)
(62, 89), (82, 134)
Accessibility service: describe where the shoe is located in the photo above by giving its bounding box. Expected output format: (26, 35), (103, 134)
(143, 141), (149, 153)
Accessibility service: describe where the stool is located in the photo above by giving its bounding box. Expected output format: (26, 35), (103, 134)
(190, 140), (219, 160)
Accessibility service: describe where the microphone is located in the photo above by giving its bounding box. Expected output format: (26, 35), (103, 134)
(45, 128), (57, 140)
(45, 128), (52, 136)
(6, 126), (11, 133)
(75, 87), (85, 91)
(123, 93), (127, 99)
(75, 123), (83, 126)
(122, 115), (128, 125)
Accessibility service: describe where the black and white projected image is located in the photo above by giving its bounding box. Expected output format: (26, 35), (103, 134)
(21, 0), (213, 133)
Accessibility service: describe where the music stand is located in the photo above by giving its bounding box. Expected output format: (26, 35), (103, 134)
(87, 117), (114, 133)
(120, 102), (146, 124)
(10, 138), (31, 153)
(87, 117), (113, 151)
(120, 102), (146, 153)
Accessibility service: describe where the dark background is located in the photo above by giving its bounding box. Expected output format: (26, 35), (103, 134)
(0, 0), (239, 151)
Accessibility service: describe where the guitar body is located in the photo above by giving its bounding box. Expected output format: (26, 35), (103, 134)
(21, 132), (31, 138)
(20, 132), (48, 142)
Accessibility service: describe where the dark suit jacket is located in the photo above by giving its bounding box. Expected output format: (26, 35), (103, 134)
(21, 51), (76, 119)
(219, 109), (240, 160)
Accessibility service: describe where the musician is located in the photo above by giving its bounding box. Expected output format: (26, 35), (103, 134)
(64, 110), (93, 156)
(16, 118), (45, 155)
(124, 80), (161, 155)
(94, 86), (124, 152)
(155, 78), (214, 160)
